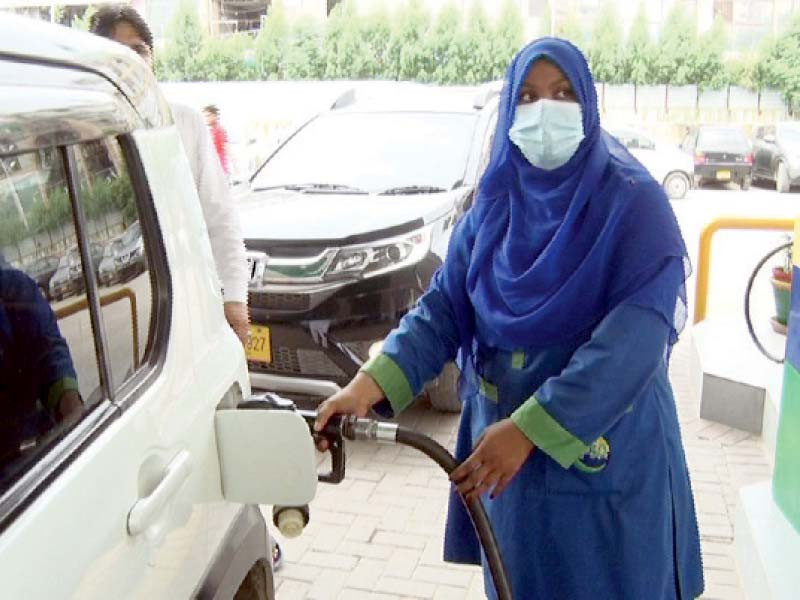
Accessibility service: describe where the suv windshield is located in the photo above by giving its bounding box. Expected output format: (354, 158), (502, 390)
(252, 111), (478, 194)
(779, 124), (800, 146)
(697, 128), (749, 153)
(121, 222), (140, 245)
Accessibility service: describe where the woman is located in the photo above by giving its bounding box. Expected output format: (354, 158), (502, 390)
(316, 38), (703, 600)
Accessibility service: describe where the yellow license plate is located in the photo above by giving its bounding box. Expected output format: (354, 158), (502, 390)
(716, 170), (731, 180)
(246, 324), (272, 364)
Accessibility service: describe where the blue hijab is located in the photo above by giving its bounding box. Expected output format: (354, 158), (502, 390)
(444, 38), (689, 351)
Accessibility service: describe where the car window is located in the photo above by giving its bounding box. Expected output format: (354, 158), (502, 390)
(697, 128), (749, 152)
(638, 135), (655, 150)
(252, 111), (479, 194)
(73, 139), (153, 392)
(0, 147), (103, 495)
(778, 124), (800, 145)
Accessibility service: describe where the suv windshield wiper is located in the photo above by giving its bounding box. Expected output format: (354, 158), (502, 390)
(379, 185), (447, 195)
(253, 182), (367, 194)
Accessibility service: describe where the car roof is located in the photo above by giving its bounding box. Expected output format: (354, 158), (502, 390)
(330, 82), (499, 115)
(0, 14), (172, 156)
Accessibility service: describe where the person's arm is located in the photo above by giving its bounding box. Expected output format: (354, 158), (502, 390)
(176, 105), (249, 343)
(511, 302), (671, 469)
(6, 270), (82, 420)
(361, 268), (462, 416)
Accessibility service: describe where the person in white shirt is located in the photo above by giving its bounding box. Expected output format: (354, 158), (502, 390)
(90, 6), (250, 346)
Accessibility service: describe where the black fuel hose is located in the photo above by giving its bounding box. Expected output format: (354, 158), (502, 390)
(394, 426), (514, 600)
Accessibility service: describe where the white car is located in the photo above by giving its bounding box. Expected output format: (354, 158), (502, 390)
(0, 15), (318, 599)
(610, 128), (695, 199)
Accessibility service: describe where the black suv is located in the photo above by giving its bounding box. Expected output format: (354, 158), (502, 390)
(241, 84), (499, 410)
(752, 122), (800, 193)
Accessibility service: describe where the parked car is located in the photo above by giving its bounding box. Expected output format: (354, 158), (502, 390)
(752, 121), (800, 193)
(241, 83), (500, 411)
(25, 255), (60, 299)
(98, 220), (146, 286)
(681, 125), (753, 190)
(48, 242), (104, 301)
(609, 128), (694, 199)
(0, 16), (318, 600)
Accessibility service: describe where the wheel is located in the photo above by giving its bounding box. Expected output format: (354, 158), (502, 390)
(663, 172), (690, 199)
(777, 162), (791, 193)
(234, 559), (271, 600)
(741, 176), (751, 191)
(427, 362), (462, 412)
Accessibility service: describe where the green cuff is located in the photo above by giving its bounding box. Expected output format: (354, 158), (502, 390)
(360, 354), (415, 416)
(47, 377), (80, 413)
(511, 396), (589, 469)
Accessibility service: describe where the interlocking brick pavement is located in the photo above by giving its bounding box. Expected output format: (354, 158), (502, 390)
(272, 332), (772, 599)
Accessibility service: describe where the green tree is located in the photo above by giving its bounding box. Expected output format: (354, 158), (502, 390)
(359, 4), (393, 78)
(587, 0), (624, 83)
(254, 0), (289, 80)
(653, 3), (699, 85)
(456, 1), (494, 84)
(762, 15), (800, 113)
(492, 0), (524, 79)
(157, 1), (205, 81)
(195, 34), (256, 81)
(387, 0), (431, 80)
(623, 2), (654, 84)
(323, 3), (371, 79)
(71, 5), (96, 31)
(423, 2), (464, 84)
(557, 10), (585, 49)
(285, 16), (326, 79)
(693, 18), (728, 88)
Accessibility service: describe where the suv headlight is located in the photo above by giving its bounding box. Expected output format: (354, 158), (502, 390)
(326, 227), (432, 280)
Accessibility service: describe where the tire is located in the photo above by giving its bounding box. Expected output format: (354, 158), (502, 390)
(741, 176), (751, 191)
(234, 559), (271, 600)
(427, 362), (462, 412)
(663, 172), (690, 199)
(777, 162), (791, 193)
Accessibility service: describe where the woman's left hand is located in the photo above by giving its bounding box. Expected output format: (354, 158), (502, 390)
(450, 419), (535, 502)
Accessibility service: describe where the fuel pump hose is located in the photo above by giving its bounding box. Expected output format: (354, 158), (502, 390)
(338, 415), (514, 600)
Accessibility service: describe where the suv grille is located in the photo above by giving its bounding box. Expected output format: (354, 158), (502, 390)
(249, 292), (311, 311)
(251, 346), (346, 380)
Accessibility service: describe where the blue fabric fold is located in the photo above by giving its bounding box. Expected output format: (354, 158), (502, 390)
(444, 38), (689, 352)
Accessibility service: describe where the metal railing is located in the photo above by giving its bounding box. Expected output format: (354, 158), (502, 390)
(55, 287), (140, 369)
(694, 217), (795, 324)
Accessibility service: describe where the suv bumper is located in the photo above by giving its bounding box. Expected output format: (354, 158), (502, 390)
(695, 163), (751, 181)
(248, 253), (441, 389)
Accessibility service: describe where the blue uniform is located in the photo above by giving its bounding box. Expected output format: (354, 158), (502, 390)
(361, 37), (703, 599)
(368, 262), (703, 599)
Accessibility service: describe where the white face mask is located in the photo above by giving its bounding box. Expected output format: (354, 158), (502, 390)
(508, 99), (585, 170)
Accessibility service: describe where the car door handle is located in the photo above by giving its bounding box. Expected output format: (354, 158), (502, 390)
(127, 450), (192, 536)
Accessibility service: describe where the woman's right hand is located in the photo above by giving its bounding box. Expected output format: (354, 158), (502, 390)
(314, 372), (385, 451)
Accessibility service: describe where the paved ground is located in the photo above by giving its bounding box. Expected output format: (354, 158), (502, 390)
(270, 332), (773, 600)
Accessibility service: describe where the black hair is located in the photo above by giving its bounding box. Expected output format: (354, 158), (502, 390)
(203, 105), (220, 116)
(89, 4), (154, 52)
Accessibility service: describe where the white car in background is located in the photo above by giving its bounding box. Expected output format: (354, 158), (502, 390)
(610, 128), (695, 199)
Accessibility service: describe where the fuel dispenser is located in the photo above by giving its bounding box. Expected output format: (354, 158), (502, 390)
(773, 230), (800, 533)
